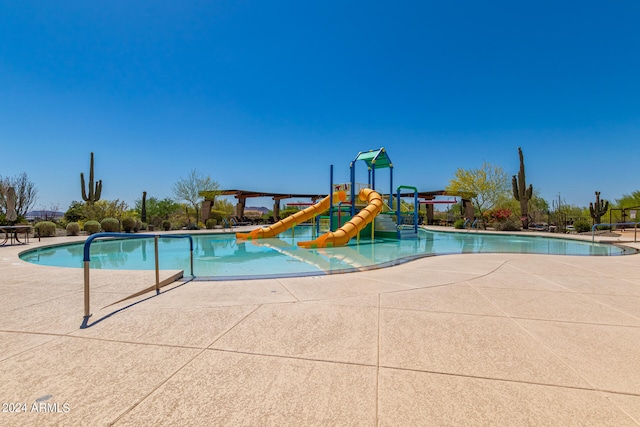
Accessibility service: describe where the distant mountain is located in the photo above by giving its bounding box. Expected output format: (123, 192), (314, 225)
(245, 206), (270, 214)
(25, 210), (64, 220)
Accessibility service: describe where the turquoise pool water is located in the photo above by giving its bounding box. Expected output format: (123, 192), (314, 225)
(20, 228), (634, 279)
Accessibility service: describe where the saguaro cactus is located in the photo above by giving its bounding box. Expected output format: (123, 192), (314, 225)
(141, 191), (147, 223)
(81, 152), (102, 204)
(589, 191), (609, 225)
(512, 147), (533, 229)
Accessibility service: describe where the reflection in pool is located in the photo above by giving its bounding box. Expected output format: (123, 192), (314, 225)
(20, 228), (634, 279)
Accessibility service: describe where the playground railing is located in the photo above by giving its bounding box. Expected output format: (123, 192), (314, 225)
(591, 222), (638, 243)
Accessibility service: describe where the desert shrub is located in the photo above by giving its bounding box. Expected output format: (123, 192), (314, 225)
(35, 221), (57, 237)
(162, 220), (171, 231)
(122, 217), (136, 233)
(206, 219), (217, 229)
(209, 210), (226, 223)
(136, 220), (144, 231)
(453, 219), (466, 229)
(83, 220), (101, 235)
(101, 218), (120, 232)
(493, 219), (521, 231)
(66, 222), (80, 236)
(573, 218), (591, 233)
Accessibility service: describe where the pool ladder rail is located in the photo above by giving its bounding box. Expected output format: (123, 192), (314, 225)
(81, 233), (194, 324)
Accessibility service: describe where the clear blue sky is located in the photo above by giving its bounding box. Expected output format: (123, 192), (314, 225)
(1, 1), (638, 212)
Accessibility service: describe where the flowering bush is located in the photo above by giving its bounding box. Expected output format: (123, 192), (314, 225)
(484, 208), (521, 231)
(483, 208), (512, 223)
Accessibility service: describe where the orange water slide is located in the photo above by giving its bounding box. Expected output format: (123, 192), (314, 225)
(236, 191), (346, 240)
(297, 188), (383, 248)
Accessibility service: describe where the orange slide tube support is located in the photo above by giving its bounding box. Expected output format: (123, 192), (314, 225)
(236, 191), (346, 240)
(297, 188), (383, 248)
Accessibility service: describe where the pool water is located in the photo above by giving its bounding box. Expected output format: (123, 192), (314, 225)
(20, 228), (634, 279)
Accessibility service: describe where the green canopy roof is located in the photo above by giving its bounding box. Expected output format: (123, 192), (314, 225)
(353, 147), (392, 169)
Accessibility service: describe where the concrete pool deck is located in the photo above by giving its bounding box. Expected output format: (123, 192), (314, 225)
(1, 228), (639, 426)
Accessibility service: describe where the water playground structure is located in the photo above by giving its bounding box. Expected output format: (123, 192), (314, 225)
(236, 148), (443, 248)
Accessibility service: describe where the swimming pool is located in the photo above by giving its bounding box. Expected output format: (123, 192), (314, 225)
(20, 228), (634, 279)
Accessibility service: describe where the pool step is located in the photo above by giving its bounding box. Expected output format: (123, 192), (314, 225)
(397, 225), (418, 240)
(375, 215), (397, 232)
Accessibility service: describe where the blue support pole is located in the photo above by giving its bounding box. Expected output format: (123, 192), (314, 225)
(414, 191), (419, 233)
(396, 187), (401, 227)
(350, 162), (356, 217)
(329, 164), (334, 232)
(390, 165), (394, 210)
(372, 167), (376, 191)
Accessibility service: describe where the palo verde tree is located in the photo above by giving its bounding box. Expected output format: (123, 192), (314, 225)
(83, 199), (129, 222)
(616, 190), (640, 208)
(446, 162), (509, 221)
(172, 169), (220, 223)
(614, 190), (640, 223)
(512, 147), (533, 229)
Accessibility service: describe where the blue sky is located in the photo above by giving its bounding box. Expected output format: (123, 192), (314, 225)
(1, 1), (638, 212)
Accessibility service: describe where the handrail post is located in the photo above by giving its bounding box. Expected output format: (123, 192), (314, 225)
(154, 235), (160, 293)
(84, 261), (91, 318)
(190, 247), (194, 276)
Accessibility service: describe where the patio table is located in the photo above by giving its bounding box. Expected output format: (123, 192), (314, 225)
(0, 225), (32, 246)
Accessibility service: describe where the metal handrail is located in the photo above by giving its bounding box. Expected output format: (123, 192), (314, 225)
(591, 222), (638, 243)
(396, 186), (419, 235)
(463, 218), (479, 231)
(83, 233), (194, 319)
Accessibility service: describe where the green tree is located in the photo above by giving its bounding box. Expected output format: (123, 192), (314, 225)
(213, 198), (234, 214)
(172, 169), (220, 223)
(616, 191), (640, 209)
(133, 196), (181, 227)
(84, 199), (129, 222)
(64, 201), (87, 223)
(446, 162), (509, 220)
(498, 190), (549, 225)
(615, 190), (640, 223)
(528, 193), (550, 224)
